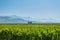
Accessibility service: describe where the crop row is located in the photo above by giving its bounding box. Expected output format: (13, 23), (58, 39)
(0, 24), (60, 40)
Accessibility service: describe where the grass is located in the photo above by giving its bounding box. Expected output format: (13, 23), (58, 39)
(0, 23), (60, 40)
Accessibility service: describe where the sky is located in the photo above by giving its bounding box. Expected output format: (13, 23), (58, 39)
(0, 0), (60, 20)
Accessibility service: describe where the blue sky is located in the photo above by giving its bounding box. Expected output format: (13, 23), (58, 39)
(0, 0), (60, 20)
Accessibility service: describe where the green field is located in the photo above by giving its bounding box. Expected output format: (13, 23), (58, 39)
(0, 23), (60, 40)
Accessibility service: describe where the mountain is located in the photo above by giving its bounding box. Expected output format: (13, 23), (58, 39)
(0, 15), (27, 23)
(0, 15), (41, 23)
(0, 15), (60, 23)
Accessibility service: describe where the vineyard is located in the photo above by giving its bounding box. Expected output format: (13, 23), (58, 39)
(0, 23), (60, 40)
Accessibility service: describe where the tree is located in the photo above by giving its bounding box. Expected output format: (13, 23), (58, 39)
(28, 21), (32, 24)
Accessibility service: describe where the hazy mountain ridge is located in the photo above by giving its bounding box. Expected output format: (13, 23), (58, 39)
(0, 15), (40, 23)
(0, 15), (59, 23)
(0, 15), (27, 23)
